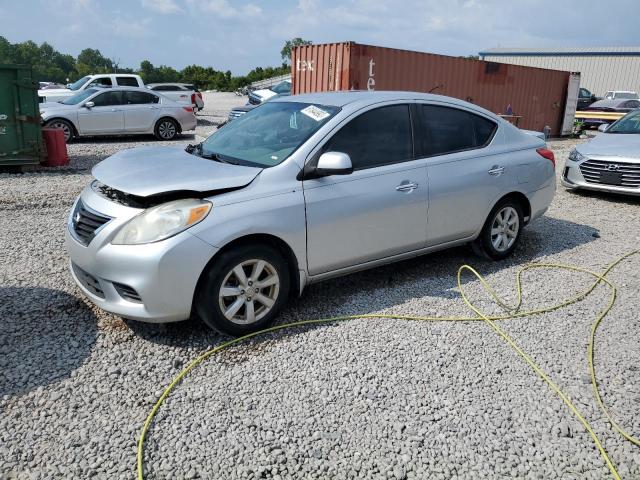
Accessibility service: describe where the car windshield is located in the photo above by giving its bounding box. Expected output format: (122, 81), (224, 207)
(607, 111), (640, 134)
(61, 88), (99, 105)
(68, 76), (90, 91)
(200, 101), (339, 167)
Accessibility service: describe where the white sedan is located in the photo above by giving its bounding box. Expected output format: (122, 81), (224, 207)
(40, 87), (197, 142)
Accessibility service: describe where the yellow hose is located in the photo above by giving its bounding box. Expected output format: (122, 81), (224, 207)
(137, 250), (639, 480)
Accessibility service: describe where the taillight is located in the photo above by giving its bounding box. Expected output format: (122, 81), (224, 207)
(191, 93), (196, 104)
(183, 106), (193, 113)
(536, 147), (555, 167)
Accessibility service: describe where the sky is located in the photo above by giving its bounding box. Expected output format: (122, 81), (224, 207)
(1, 0), (639, 75)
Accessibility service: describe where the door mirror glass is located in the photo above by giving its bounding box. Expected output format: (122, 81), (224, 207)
(84, 101), (95, 109)
(316, 152), (353, 176)
(598, 123), (609, 132)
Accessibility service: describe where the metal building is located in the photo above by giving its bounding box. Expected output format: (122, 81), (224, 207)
(479, 47), (640, 97)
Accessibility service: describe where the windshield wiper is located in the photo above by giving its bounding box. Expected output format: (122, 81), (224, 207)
(185, 143), (241, 165)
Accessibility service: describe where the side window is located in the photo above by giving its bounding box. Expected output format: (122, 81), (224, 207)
(420, 105), (497, 156)
(579, 88), (590, 98)
(625, 100), (640, 109)
(116, 77), (140, 87)
(92, 91), (124, 107)
(323, 105), (412, 170)
(87, 77), (112, 87)
(125, 91), (159, 104)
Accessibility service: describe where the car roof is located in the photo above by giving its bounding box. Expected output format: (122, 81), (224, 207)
(88, 86), (157, 93)
(590, 99), (631, 107)
(274, 90), (495, 115)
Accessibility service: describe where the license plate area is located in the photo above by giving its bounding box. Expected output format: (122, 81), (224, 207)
(600, 171), (623, 185)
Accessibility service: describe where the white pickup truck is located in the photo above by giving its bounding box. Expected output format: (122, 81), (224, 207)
(38, 74), (145, 103)
(38, 74), (196, 108)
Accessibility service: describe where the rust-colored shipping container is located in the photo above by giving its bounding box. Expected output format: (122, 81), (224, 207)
(291, 42), (577, 135)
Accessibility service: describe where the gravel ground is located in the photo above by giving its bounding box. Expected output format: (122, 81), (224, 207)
(1, 103), (639, 479)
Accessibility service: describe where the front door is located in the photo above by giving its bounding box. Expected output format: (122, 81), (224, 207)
(78, 91), (124, 135)
(304, 104), (428, 275)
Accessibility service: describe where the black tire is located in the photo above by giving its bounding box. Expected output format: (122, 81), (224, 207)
(44, 119), (74, 143)
(472, 198), (524, 260)
(195, 244), (290, 336)
(154, 117), (179, 140)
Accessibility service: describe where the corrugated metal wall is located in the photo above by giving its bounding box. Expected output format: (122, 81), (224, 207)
(292, 42), (571, 135)
(481, 55), (640, 97)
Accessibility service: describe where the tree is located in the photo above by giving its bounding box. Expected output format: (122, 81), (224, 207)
(76, 48), (113, 72)
(280, 38), (312, 63)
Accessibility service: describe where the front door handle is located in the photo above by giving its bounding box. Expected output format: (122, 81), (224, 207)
(488, 165), (505, 176)
(396, 181), (419, 193)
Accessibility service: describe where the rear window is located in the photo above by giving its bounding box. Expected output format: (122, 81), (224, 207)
(116, 77), (139, 87)
(419, 105), (497, 156)
(125, 91), (159, 104)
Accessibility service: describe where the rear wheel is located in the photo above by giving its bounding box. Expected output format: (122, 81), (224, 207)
(154, 118), (179, 140)
(44, 119), (74, 143)
(195, 245), (290, 336)
(472, 199), (523, 260)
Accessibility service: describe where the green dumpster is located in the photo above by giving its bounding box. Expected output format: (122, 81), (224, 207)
(0, 64), (43, 166)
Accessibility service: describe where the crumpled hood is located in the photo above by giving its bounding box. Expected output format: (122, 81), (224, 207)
(578, 133), (640, 159)
(92, 146), (263, 197)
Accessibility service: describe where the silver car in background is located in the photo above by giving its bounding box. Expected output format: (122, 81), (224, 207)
(40, 87), (197, 142)
(562, 110), (640, 196)
(66, 91), (556, 336)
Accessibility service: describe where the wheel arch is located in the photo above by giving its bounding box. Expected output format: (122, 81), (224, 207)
(496, 191), (532, 224)
(44, 117), (79, 137)
(155, 115), (182, 133)
(193, 233), (302, 310)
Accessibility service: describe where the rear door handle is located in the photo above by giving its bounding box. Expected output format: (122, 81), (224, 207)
(396, 181), (419, 192)
(488, 165), (505, 176)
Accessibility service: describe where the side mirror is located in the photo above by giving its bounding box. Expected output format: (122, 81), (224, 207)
(84, 101), (95, 109)
(598, 124), (609, 133)
(66, 83), (72, 89)
(315, 152), (353, 176)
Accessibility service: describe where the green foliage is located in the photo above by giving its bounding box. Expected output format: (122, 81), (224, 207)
(0, 36), (293, 91)
(281, 37), (312, 62)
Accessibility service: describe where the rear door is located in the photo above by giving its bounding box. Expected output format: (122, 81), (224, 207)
(416, 103), (505, 246)
(121, 91), (161, 132)
(77, 91), (125, 134)
(303, 103), (428, 275)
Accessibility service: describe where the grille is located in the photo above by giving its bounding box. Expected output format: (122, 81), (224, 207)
(113, 283), (142, 303)
(579, 159), (640, 188)
(71, 200), (111, 246)
(72, 263), (105, 298)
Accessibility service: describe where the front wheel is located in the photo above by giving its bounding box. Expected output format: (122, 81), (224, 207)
(472, 200), (523, 260)
(195, 245), (290, 336)
(154, 118), (179, 140)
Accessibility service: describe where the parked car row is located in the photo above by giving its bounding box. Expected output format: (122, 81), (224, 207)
(576, 88), (638, 111)
(40, 87), (196, 142)
(38, 74), (205, 112)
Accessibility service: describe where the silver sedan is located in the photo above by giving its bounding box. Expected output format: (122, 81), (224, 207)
(66, 91), (556, 336)
(40, 86), (197, 142)
(563, 110), (640, 196)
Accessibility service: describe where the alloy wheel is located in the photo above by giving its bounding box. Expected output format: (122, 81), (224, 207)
(158, 120), (176, 139)
(490, 206), (519, 252)
(218, 259), (280, 325)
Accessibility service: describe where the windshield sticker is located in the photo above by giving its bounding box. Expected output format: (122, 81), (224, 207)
(301, 105), (330, 122)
